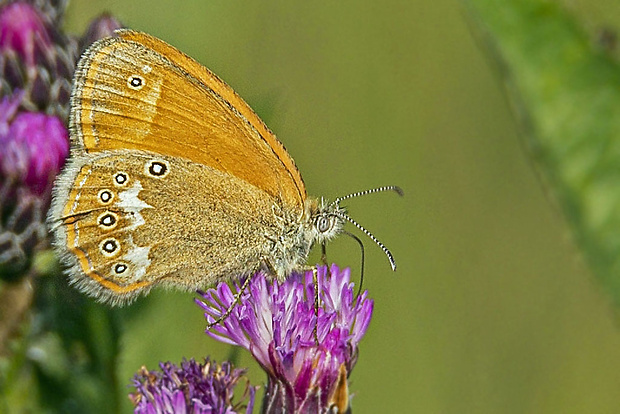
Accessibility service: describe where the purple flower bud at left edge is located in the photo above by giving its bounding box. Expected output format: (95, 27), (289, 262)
(0, 2), (53, 68)
(0, 92), (69, 195)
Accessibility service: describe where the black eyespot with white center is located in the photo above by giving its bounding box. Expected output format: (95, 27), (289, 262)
(100, 238), (120, 257)
(114, 172), (128, 186)
(127, 75), (145, 90)
(113, 263), (128, 275)
(145, 159), (170, 178)
(97, 212), (118, 229)
(98, 189), (113, 204)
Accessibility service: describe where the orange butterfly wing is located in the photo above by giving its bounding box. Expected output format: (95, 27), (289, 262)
(71, 29), (306, 209)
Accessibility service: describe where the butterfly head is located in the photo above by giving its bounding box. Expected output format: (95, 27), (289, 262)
(308, 198), (346, 245)
(307, 186), (403, 271)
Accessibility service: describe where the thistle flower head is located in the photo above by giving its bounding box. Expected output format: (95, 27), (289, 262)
(0, 1), (122, 120)
(0, 1), (53, 67)
(0, 91), (68, 195)
(197, 265), (373, 413)
(130, 358), (257, 414)
(0, 1), (76, 118)
(0, 90), (68, 275)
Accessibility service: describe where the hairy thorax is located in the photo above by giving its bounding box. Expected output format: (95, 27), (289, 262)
(264, 197), (344, 281)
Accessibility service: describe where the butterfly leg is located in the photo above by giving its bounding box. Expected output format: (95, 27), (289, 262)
(320, 242), (328, 266)
(313, 265), (320, 344)
(206, 275), (252, 330)
(263, 257), (278, 277)
(321, 242), (332, 279)
(299, 264), (321, 344)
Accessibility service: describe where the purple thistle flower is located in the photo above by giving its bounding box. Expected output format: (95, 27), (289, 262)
(197, 265), (373, 414)
(0, 91), (69, 195)
(130, 358), (257, 414)
(0, 1), (75, 117)
(0, 1), (123, 119)
(0, 2), (53, 68)
(0, 90), (68, 273)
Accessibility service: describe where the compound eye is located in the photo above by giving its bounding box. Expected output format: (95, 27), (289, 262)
(317, 216), (332, 233)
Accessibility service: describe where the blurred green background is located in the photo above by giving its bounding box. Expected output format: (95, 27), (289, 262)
(58, 0), (620, 412)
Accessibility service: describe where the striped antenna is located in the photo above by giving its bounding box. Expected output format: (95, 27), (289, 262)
(336, 212), (397, 271)
(331, 185), (403, 206)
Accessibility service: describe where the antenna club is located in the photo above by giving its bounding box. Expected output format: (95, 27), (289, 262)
(388, 255), (397, 271)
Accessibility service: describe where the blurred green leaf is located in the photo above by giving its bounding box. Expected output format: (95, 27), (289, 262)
(0, 269), (123, 414)
(467, 0), (620, 305)
(34, 271), (123, 413)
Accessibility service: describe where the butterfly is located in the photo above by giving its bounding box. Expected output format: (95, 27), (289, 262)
(49, 29), (401, 307)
